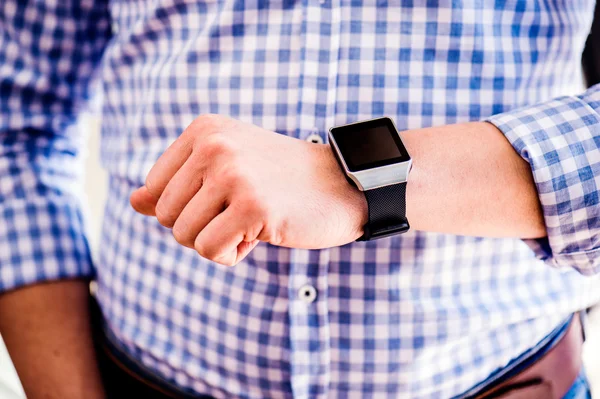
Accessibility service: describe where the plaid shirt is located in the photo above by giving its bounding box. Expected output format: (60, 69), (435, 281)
(1, 1), (600, 398)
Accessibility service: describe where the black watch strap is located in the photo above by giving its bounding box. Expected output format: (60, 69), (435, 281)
(358, 182), (410, 241)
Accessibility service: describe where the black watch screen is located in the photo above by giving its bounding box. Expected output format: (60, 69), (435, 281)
(329, 117), (410, 172)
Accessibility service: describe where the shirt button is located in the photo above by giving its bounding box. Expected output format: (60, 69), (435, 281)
(306, 133), (324, 144)
(298, 284), (317, 304)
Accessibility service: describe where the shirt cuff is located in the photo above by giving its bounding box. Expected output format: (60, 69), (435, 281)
(488, 90), (600, 275)
(0, 194), (94, 293)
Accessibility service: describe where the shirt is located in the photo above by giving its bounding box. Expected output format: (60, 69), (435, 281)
(1, 1), (600, 398)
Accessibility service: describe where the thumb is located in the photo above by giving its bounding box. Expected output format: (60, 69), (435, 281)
(130, 186), (158, 216)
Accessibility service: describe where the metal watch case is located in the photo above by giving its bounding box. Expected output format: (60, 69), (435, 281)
(328, 117), (412, 192)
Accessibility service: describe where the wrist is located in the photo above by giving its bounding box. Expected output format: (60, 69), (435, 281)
(327, 117), (412, 241)
(320, 143), (368, 239)
(346, 179), (369, 238)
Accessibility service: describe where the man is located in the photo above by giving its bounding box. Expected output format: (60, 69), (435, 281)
(0, 0), (599, 398)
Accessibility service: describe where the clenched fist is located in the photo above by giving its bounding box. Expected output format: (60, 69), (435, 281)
(130, 114), (367, 266)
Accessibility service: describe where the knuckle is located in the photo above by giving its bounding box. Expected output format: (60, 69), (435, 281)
(241, 194), (268, 219)
(194, 239), (219, 261)
(220, 165), (243, 186)
(189, 114), (223, 138)
(201, 133), (236, 158)
(144, 176), (161, 199)
(155, 202), (176, 228)
(172, 221), (193, 247)
(194, 113), (220, 126)
(257, 220), (284, 246)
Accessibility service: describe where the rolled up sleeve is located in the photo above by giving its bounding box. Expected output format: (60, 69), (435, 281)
(0, 1), (111, 292)
(488, 84), (600, 275)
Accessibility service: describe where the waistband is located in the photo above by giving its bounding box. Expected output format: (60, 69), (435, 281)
(92, 294), (584, 399)
(457, 312), (584, 399)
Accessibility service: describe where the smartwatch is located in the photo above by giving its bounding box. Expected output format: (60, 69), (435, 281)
(328, 117), (412, 241)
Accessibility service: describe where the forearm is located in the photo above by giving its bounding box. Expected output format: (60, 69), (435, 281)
(403, 121), (546, 239)
(0, 280), (105, 399)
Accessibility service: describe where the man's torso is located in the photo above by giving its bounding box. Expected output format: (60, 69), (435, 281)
(92, 1), (600, 397)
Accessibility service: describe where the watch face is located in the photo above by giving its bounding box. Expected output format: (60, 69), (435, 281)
(330, 117), (410, 172)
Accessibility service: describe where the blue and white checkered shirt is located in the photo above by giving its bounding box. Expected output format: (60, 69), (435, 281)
(2, 1), (600, 397)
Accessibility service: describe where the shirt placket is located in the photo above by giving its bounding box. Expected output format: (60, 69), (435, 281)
(289, 0), (341, 397)
(295, 0), (341, 143)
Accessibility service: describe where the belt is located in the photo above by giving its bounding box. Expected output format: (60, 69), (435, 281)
(472, 313), (584, 399)
(90, 297), (212, 398)
(92, 293), (583, 399)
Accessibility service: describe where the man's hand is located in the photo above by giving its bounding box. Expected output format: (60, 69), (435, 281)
(130, 114), (367, 266)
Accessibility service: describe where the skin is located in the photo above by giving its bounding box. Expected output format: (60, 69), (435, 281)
(0, 280), (105, 399)
(0, 114), (544, 397)
(130, 114), (545, 266)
